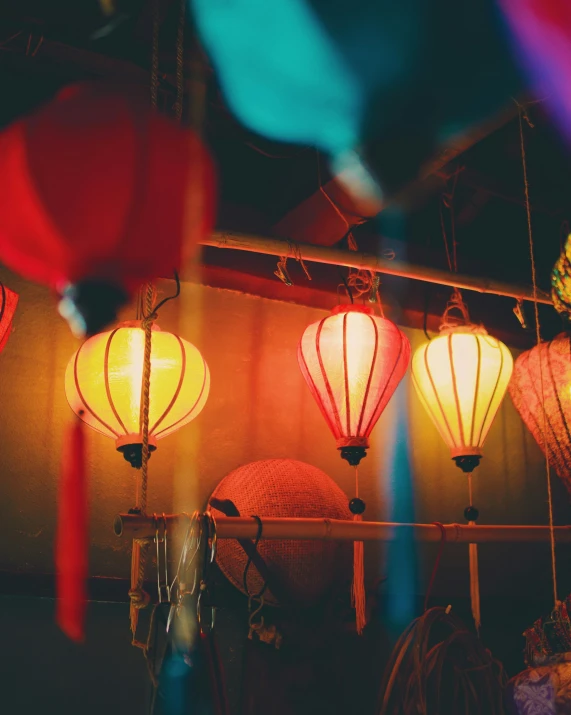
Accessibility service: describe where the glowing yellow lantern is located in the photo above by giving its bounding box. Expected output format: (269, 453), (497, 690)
(411, 325), (513, 473)
(65, 321), (210, 466)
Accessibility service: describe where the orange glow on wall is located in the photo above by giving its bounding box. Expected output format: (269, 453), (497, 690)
(65, 321), (209, 464)
(298, 304), (411, 463)
(411, 327), (513, 467)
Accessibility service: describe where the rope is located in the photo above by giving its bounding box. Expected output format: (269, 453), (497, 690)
(378, 607), (507, 715)
(150, 0), (159, 109)
(129, 284), (158, 640)
(173, 0), (185, 121)
(518, 105), (559, 607)
(352, 465), (366, 635)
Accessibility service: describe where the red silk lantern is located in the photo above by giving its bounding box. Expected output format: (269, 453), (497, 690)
(0, 83), (215, 336)
(298, 304), (411, 466)
(509, 333), (571, 497)
(0, 283), (18, 355)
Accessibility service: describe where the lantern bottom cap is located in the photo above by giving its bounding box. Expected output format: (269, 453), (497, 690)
(116, 434), (158, 469)
(453, 454), (482, 474)
(339, 445), (367, 467)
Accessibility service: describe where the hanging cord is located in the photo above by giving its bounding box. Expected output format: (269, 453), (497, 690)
(173, 0), (185, 120)
(274, 240), (312, 286)
(129, 283), (158, 644)
(518, 102), (559, 607)
(378, 607), (507, 715)
(351, 466), (366, 635)
(150, 0), (159, 109)
(242, 516), (268, 637)
(464, 474), (481, 633)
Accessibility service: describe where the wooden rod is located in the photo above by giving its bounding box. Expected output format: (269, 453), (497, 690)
(201, 232), (552, 305)
(114, 514), (571, 543)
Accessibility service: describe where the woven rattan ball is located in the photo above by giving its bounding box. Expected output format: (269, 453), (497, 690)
(210, 459), (352, 606)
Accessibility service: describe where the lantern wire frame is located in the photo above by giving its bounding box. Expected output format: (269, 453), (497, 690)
(65, 320), (210, 464)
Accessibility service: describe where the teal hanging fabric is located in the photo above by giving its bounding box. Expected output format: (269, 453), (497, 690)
(192, 0), (523, 196)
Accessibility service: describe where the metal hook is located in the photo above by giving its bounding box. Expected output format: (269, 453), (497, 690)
(513, 299), (528, 329)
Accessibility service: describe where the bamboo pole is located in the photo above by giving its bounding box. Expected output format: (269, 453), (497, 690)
(114, 514), (571, 543)
(200, 232), (552, 305)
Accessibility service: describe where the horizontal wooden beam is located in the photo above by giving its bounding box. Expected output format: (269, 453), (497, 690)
(201, 231), (552, 305)
(115, 514), (570, 544)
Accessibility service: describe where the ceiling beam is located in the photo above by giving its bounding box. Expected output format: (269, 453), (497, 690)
(273, 103), (520, 247)
(201, 231), (551, 305)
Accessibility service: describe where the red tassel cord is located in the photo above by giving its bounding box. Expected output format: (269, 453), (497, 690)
(350, 466), (366, 635)
(56, 415), (88, 642)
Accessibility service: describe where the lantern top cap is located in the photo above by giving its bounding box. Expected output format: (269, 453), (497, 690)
(331, 304), (374, 316)
(116, 320), (162, 332)
(439, 323), (488, 337)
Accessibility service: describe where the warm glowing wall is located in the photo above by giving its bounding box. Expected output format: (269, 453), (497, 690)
(0, 267), (568, 603)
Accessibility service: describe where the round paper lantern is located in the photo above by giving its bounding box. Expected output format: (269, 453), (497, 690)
(0, 83), (214, 336)
(412, 326), (513, 472)
(298, 304), (411, 466)
(65, 321), (209, 466)
(210, 459), (352, 606)
(509, 333), (571, 495)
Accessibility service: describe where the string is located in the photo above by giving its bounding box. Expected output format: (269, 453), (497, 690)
(518, 104), (558, 607)
(150, 0), (159, 110)
(468, 473), (473, 507)
(173, 0), (185, 121)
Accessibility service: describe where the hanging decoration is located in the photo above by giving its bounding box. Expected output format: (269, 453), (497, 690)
(411, 291), (513, 630)
(65, 319), (210, 468)
(298, 304), (410, 633)
(0, 82), (214, 337)
(551, 233), (571, 318)
(0, 282), (18, 355)
(509, 333), (571, 497)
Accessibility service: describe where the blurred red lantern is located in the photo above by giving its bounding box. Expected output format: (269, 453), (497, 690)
(0, 283), (18, 355)
(509, 333), (571, 496)
(298, 304), (411, 466)
(0, 83), (215, 336)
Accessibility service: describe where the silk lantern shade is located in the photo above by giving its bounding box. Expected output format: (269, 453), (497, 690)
(509, 333), (571, 497)
(0, 82), (214, 336)
(298, 304), (411, 465)
(65, 321), (210, 467)
(411, 326), (513, 472)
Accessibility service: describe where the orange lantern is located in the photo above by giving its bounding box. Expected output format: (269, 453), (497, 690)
(65, 321), (210, 466)
(298, 304), (411, 466)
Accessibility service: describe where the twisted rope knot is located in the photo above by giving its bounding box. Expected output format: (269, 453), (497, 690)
(129, 587), (150, 609)
(141, 312), (158, 329)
